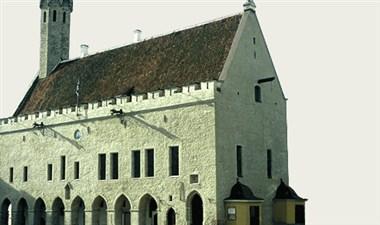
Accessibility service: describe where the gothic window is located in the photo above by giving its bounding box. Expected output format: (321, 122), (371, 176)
(145, 149), (154, 177)
(47, 164), (53, 181)
(98, 154), (106, 180)
(63, 12), (66, 23)
(132, 150), (141, 178)
(53, 10), (57, 22)
(255, 85), (262, 103)
(169, 146), (179, 176)
(110, 153), (119, 179)
(237, 145), (243, 177)
(74, 161), (80, 179)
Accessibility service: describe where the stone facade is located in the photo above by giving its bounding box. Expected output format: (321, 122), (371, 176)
(0, 2), (292, 225)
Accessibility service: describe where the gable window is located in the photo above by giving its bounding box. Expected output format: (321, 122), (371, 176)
(145, 149), (154, 177)
(9, 167), (14, 183)
(255, 85), (262, 103)
(74, 161), (80, 179)
(23, 166), (28, 182)
(169, 146), (179, 176)
(98, 154), (106, 180)
(60, 156), (66, 180)
(53, 10), (57, 22)
(47, 164), (53, 181)
(267, 149), (272, 179)
(132, 150), (141, 178)
(236, 145), (243, 177)
(110, 153), (119, 180)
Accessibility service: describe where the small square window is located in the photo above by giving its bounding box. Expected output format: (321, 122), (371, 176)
(190, 174), (199, 184)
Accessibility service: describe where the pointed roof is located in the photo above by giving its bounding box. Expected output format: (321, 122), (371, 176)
(225, 180), (263, 201)
(274, 179), (306, 201)
(14, 14), (242, 116)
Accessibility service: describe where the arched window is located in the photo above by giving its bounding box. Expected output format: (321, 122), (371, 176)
(53, 10), (57, 22)
(43, 12), (47, 23)
(63, 12), (66, 23)
(255, 85), (262, 103)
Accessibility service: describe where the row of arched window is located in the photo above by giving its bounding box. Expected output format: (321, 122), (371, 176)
(0, 192), (204, 225)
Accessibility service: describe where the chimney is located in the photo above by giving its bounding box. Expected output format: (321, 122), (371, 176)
(133, 29), (142, 43)
(80, 44), (89, 58)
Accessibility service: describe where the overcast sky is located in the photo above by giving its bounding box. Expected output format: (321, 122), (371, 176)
(1, 0), (379, 225)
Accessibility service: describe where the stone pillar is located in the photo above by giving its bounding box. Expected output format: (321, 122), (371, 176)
(84, 210), (92, 225)
(27, 210), (34, 225)
(45, 210), (53, 225)
(106, 209), (114, 225)
(130, 209), (139, 225)
(64, 210), (71, 225)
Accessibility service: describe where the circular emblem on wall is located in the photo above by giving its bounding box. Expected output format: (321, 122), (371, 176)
(74, 129), (82, 140)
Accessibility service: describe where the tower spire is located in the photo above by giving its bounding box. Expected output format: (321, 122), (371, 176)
(243, 0), (256, 12)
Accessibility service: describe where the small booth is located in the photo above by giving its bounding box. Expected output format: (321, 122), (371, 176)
(224, 180), (264, 225)
(273, 179), (307, 225)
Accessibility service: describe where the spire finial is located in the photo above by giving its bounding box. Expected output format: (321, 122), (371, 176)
(243, 0), (256, 12)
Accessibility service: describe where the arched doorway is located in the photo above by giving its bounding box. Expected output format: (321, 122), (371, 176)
(71, 196), (85, 225)
(114, 195), (131, 225)
(187, 193), (203, 225)
(167, 208), (176, 225)
(15, 198), (28, 225)
(92, 196), (107, 225)
(34, 198), (46, 225)
(1, 199), (12, 225)
(52, 197), (65, 225)
(139, 194), (158, 225)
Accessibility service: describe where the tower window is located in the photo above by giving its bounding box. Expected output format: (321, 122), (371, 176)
(60, 156), (66, 180)
(43, 12), (47, 23)
(169, 146), (179, 176)
(23, 166), (28, 182)
(132, 150), (141, 178)
(53, 10), (57, 22)
(9, 167), (14, 183)
(255, 85), (262, 103)
(98, 154), (106, 180)
(267, 149), (272, 179)
(74, 161), (80, 179)
(47, 164), (53, 181)
(236, 145), (243, 177)
(63, 12), (66, 23)
(253, 37), (256, 45)
(110, 153), (119, 179)
(145, 149), (154, 177)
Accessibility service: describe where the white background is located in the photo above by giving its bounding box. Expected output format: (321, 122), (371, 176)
(1, 1), (379, 224)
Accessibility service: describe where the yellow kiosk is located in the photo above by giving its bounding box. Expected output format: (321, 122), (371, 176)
(224, 180), (264, 225)
(273, 180), (307, 225)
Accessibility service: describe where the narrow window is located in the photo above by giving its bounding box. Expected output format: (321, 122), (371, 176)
(47, 164), (53, 181)
(74, 161), (80, 179)
(255, 85), (262, 103)
(132, 151), (141, 178)
(53, 10), (57, 22)
(9, 167), (13, 183)
(63, 12), (66, 23)
(23, 166), (28, 182)
(169, 146), (179, 176)
(145, 149), (154, 177)
(110, 153), (119, 179)
(250, 206), (260, 225)
(43, 12), (47, 23)
(295, 205), (305, 223)
(267, 150), (272, 179)
(236, 145), (243, 177)
(253, 37), (256, 45)
(254, 50), (257, 59)
(98, 154), (106, 180)
(60, 156), (66, 180)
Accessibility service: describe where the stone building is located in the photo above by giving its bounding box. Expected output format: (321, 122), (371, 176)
(0, 0), (306, 225)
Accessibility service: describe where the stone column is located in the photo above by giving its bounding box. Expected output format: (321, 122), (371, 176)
(84, 210), (92, 225)
(130, 209), (139, 225)
(64, 210), (71, 225)
(27, 210), (34, 225)
(45, 210), (53, 225)
(106, 209), (114, 225)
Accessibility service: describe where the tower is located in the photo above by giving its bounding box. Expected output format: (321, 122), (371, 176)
(39, 0), (73, 79)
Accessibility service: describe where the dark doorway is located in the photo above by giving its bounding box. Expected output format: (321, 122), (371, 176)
(295, 205), (305, 224)
(16, 198), (28, 225)
(92, 196), (107, 225)
(34, 198), (46, 225)
(190, 194), (203, 225)
(115, 195), (131, 225)
(249, 206), (260, 225)
(139, 194), (157, 225)
(52, 198), (65, 225)
(167, 208), (176, 225)
(72, 196), (85, 225)
(1, 199), (11, 225)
